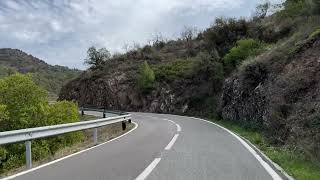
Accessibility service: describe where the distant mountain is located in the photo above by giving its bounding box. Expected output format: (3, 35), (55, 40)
(0, 48), (81, 99)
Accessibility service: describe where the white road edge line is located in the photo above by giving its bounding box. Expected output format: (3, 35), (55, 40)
(165, 134), (179, 150)
(135, 158), (161, 180)
(1, 122), (139, 180)
(190, 117), (283, 180)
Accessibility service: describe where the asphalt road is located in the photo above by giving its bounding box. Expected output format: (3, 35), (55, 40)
(6, 112), (283, 180)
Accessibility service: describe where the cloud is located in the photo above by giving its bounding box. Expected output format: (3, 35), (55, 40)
(0, 0), (281, 69)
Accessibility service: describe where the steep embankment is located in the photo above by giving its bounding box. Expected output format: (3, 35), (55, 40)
(60, 53), (220, 116)
(220, 34), (320, 161)
(0, 48), (81, 96)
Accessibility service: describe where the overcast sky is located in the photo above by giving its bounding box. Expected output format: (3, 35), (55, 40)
(0, 0), (281, 69)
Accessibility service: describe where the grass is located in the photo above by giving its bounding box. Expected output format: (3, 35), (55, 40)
(210, 119), (320, 180)
(79, 114), (99, 121)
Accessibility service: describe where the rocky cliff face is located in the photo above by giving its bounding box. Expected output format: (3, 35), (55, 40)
(59, 63), (217, 116)
(219, 36), (320, 160)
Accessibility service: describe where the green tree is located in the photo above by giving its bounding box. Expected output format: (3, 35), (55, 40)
(0, 74), (48, 130)
(0, 74), (83, 173)
(84, 46), (111, 70)
(138, 61), (155, 91)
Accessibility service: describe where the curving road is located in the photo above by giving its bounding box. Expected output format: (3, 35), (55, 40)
(4, 112), (284, 180)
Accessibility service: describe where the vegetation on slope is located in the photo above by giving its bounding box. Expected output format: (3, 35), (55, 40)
(0, 48), (81, 97)
(211, 118), (320, 180)
(223, 39), (268, 74)
(0, 74), (83, 173)
(138, 61), (155, 91)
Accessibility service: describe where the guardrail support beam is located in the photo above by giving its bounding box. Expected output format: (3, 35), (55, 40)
(93, 128), (98, 145)
(122, 121), (126, 130)
(25, 141), (32, 169)
(81, 107), (84, 116)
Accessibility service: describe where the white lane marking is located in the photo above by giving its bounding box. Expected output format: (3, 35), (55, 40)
(162, 118), (181, 132)
(176, 124), (181, 132)
(1, 122), (139, 180)
(190, 117), (282, 180)
(164, 134), (179, 150)
(135, 158), (161, 180)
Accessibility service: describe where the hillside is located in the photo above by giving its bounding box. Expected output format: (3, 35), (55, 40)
(0, 48), (81, 98)
(59, 0), (320, 175)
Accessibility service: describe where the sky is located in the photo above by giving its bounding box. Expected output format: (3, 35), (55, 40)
(0, 0), (281, 69)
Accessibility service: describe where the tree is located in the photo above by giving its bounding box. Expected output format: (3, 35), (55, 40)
(0, 74), (48, 130)
(181, 26), (198, 42)
(0, 74), (83, 173)
(138, 61), (155, 92)
(84, 46), (111, 70)
(253, 1), (271, 20)
(150, 31), (166, 49)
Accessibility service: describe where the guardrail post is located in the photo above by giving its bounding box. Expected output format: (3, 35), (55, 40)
(122, 121), (126, 130)
(25, 141), (32, 169)
(93, 128), (98, 145)
(103, 109), (106, 118)
(81, 107), (84, 116)
(128, 119), (131, 123)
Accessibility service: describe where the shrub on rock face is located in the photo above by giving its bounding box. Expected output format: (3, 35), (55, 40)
(309, 27), (320, 39)
(138, 61), (155, 92)
(153, 59), (198, 81)
(223, 39), (267, 74)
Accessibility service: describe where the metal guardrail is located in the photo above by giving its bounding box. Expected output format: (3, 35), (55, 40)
(0, 108), (131, 169)
(80, 107), (127, 117)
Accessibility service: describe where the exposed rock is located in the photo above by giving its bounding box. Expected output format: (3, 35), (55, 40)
(219, 37), (320, 160)
(59, 59), (218, 117)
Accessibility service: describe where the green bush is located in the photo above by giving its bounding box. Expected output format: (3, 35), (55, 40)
(223, 39), (267, 74)
(202, 17), (249, 56)
(0, 74), (48, 130)
(309, 27), (320, 39)
(277, 0), (320, 18)
(0, 74), (83, 173)
(153, 59), (198, 81)
(137, 61), (155, 91)
(278, 0), (308, 18)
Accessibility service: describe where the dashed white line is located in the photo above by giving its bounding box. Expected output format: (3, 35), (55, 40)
(165, 134), (179, 150)
(135, 158), (161, 180)
(162, 118), (181, 132)
(176, 124), (181, 132)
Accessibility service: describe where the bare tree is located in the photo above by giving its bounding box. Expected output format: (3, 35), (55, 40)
(122, 43), (130, 53)
(253, 1), (271, 19)
(181, 26), (198, 42)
